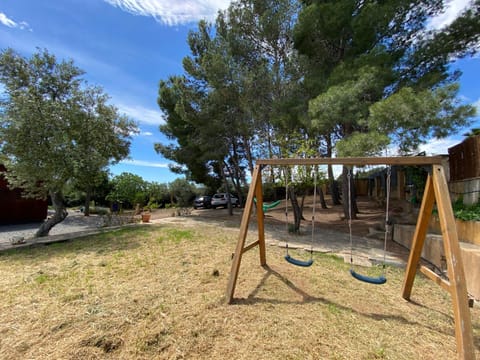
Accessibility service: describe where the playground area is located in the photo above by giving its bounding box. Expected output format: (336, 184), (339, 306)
(0, 201), (479, 359)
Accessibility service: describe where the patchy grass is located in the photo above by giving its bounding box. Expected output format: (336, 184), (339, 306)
(0, 222), (479, 359)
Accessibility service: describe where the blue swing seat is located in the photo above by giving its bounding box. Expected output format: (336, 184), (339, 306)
(350, 269), (386, 285)
(285, 254), (313, 267)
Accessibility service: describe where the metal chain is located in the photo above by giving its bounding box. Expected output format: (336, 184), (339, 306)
(284, 167), (289, 256)
(382, 166), (392, 274)
(310, 166), (317, 259)
(347, 167), (354, 267)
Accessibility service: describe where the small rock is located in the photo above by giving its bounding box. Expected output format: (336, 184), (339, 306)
(10, 236), (26, 245)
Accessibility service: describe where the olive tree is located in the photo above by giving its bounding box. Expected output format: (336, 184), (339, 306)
(0, 48), (137, 236)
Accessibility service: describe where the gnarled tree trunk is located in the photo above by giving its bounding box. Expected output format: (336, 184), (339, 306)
(35, 190), (68, 237)
(318, 186), (328, 209)
(288, 186), (302, 232)
(83, 189), (91, 216)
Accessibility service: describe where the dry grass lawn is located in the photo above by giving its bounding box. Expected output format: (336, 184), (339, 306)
(0, 216), (479, 359)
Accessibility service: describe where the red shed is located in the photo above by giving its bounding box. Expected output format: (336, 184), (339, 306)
(0, 165), (48, 225)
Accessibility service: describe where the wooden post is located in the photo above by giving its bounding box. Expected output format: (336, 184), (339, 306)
(226, 164), (263, 304)
(255, 171), (266, 266)
(402, 173), (435, 299)
(431, 165), (475, 359)
(402, 166), (475, 359)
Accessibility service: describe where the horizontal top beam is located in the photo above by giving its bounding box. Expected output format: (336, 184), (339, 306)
(256, 156), (445, 166)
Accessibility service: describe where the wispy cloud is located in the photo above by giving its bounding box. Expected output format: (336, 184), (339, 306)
(428, 0), (473, 30)
(117, 103), (165, 125)
(141, 131), (154, 136)
(103, 0), (231, 26)
(120, 159), (170, 168)
(0, 12), (32, 31)
(418, 137), (461, 155)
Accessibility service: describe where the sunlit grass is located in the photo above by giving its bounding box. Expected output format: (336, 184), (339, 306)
(0, 223), (478, 359)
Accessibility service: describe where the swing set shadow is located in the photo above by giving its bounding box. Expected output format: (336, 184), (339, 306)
(226, 157), (476, 360)
(231, 264), (459, 340)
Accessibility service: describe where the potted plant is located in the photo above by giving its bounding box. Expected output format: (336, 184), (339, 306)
(141, 205), (151, 223)
(141, 201), (159, 223)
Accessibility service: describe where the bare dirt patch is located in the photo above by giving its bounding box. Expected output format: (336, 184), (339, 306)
(0, 199), (478, 359)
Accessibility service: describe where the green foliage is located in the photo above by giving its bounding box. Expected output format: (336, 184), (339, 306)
(296, 0), (478, 156)
(143, 201), (159, 211)
(451, 200), (480, 222)
(169, 178), (197, 207)
(369, 84), (476, 153)
(88, 206), (110, 216)
(0, 48), (137, 235)
(146, 182), (170, 204)
(155, 0), (479, 200)
(335, 132), (390, 157)
(156, 0), (311, 195)
(463, 128), (480, 137)
(106, 172), (147, 208)
(0, 48), (137, 200)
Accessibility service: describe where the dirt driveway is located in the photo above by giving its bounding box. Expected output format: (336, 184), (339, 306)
(153, 196), (412, 267)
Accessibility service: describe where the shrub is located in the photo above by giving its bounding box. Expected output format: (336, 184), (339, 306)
(451, 199), (480, 221)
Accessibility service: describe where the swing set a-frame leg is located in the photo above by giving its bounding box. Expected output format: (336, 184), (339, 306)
(226, 164), (266, 304)
(402, 165), (475, 359)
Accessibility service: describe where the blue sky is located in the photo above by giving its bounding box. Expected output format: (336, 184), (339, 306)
(1, 0), (479, 184)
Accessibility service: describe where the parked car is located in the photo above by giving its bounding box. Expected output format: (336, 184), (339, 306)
(211, 193), (239, 209)
(193, 195), (212, 209)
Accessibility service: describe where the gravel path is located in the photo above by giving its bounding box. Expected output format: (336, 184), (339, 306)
(0, 211), (104, 245)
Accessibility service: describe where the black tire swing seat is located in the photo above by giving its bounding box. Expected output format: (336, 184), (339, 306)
(347, 165), (390, 285)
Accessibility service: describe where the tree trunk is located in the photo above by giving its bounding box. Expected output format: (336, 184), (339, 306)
(35, 190), (68, 237)
(243, 134), (254, 177)
(229, 168), (244, 208)
(83, 189), (91, 216)
(318, 186), (328, 209)
(220, 163), (233, 216)
(288, 186), (302, 232)
(299, 193), (306, 220)
(328, 164), (341, 205)
(342, 166), (357, 220)
(229, 143), (245, 206)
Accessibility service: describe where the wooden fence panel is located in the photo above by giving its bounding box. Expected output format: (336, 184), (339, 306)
(448, 135), (480, 181)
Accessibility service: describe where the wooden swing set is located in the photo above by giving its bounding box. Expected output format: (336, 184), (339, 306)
(226, 156), (475, 360)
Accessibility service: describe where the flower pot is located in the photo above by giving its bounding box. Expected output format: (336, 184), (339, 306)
(141, 213), (151, 223)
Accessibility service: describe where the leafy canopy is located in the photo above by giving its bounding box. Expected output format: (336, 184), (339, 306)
(0, 48), (137, 199)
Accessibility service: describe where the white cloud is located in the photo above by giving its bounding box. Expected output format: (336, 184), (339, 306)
(117, 103), (165, 125)
(0, 12), (16, 27)
(103, 0), (231, 26)
(428, 0), (473, 30)
(418, 137), (461, 155)
(120, 159), (170, 168)
(0, 12), (32, 31)
(141, 131), (154, 136)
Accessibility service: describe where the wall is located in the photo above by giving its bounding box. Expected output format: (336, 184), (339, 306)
(449, 177), (480, 205)
(394, 224), (480, 300)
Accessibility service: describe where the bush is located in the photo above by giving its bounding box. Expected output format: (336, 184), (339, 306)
(451, 200), (480, 221)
